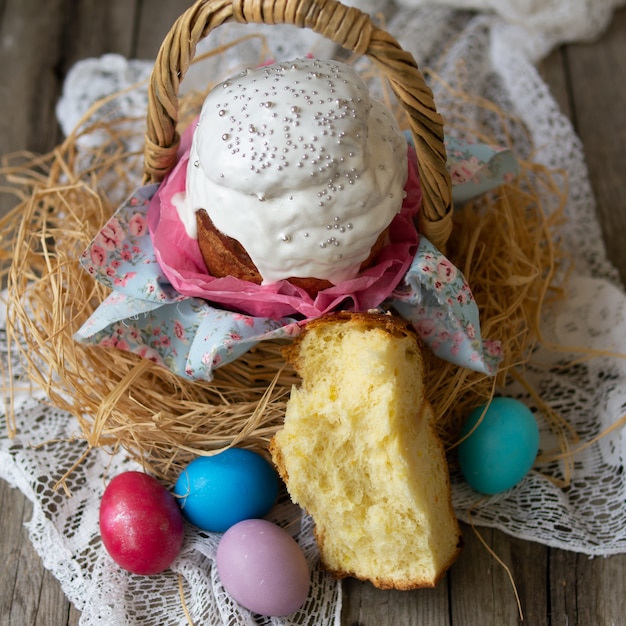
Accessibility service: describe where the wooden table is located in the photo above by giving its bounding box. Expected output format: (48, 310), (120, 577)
(1, 2), (625, 624)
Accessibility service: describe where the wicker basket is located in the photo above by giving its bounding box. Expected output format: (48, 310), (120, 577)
(143, 0), (453, 252)
(6, 0), (519, 485)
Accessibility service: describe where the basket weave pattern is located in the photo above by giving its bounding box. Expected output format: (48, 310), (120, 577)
(2, 0), (559, 485)
(143, 0), (453, 250)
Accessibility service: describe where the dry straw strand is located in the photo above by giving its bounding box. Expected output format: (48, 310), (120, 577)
(0, 16), (576, 483)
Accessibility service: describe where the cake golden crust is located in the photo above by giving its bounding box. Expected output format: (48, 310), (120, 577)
(283, 311), (417, 359)
(271, 311), (463, 590)
(196, 210), (387, 298)
(196, 209), (263, 284)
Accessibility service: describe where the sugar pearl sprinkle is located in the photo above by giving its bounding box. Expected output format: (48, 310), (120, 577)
(183, 58), (407, 285)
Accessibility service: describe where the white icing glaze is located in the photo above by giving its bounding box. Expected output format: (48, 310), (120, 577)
(181, 58), (408, 285)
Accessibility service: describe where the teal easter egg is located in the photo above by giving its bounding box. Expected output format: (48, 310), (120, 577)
(458, 397), (539, 494)
(174, 448), (279, 532)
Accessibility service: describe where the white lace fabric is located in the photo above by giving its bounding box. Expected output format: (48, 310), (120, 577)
(2, 1), (626, 624)
(395, 0), (626, 59)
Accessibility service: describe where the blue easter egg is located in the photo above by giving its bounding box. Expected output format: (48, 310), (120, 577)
(174, 448), (279, 532)
(458, 397), (539, 495)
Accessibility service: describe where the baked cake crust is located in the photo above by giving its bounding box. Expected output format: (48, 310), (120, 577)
(196, 210), (388, 297)
(271, 311), (463, 589)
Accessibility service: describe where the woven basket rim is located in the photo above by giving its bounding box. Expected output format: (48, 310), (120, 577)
(142, 0), (454, 251)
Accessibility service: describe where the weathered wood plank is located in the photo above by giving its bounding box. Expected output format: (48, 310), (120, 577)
(0, 0), (67, 219)
(0, 0), (66, 153)
(68, 602), (82, 626)
(538, 47), (573, 121)
(448, 524), (548, 626)
(35, 567), (73, 626)
(549, 548), (579, 626)
(494, 530), (549, 625)
(2, 499), (44, 624)
(342, 572), (450, 625)
(135, 0), (196, 60)
(564, 8), (626, 284)
(58, 0), (138, 75)
(576, 551), (626, 626)
(1, 482), (73, 623)
(449, 526), (499, 625)
(0, 0), (139, 218)
(0, 480), (28, 626)
(550, 547), (626, 626)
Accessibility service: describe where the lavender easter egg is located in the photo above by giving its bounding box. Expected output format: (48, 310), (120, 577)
(217, 519), (310, 616)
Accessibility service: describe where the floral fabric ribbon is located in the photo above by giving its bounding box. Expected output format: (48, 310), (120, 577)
(75, 137), (517, 379)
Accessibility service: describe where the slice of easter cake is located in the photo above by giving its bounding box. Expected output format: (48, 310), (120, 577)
(270, 311), (462, 589)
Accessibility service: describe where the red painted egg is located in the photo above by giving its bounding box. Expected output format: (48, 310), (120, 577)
(99, 471), (185, 575)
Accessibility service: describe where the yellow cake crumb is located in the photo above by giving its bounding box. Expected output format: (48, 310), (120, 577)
(270, 312), (462, 589)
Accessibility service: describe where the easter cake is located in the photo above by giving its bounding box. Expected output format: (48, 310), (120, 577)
(178, 57), (408, 296)
(270, 312), (463, 589)
(158, 54), (462, 587)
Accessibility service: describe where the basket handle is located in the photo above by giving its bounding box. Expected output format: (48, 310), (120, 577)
(143, 0), (453, 250)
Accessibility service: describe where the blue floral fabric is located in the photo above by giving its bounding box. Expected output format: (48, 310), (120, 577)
(75, 138), (516, 379)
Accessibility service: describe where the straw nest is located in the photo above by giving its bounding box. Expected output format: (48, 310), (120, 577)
(0, 49), (567, 485)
